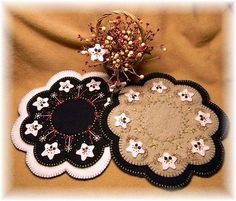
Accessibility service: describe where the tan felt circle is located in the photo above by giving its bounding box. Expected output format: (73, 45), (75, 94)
(108, 78), (219, 178)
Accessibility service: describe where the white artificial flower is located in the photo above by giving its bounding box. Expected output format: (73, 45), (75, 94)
(158, 152), (177, 170)
(195, 111), (212, 126)
(76, 143), (95, 161)
(125, 89), (140, 102)
(191, 139), (210, 156)
(32, 97), (49, 111)
(151, 81), (167, 93)
(25, 120), (43, 136)
(126, 139), (145, 158)
(41, 142), (61, 160)
(59, 80), (74, 93)
(86, 79), (101, 92)
(178, 89), (194, 102)
(88, 44), (106, 62)
(114, 113), (131, 128)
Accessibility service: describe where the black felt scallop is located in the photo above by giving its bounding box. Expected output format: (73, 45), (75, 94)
(102, 72), (229, 189)
(20, 76), (111, 168)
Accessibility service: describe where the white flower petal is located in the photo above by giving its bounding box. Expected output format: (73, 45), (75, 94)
(41, 142), (61, 160)
(59, 80), (74, 93)
(158, 152), (177, 170)
(47, 153), (55, 160)
(114, 113), (130, 128)
(178, 89), (194, 102)
(41, 150), (47, 157)
(191, 139), (210, 156)
(97, 55), (104, 62)
(86, 79), (101, 91)
(125, 89), (140, 102)
(169, 163), (176, 169)
(152, 81), (167, 93)
(76, 143), (95, 161)
(91, 54), (98, 61)
(81, 155), (87, 161)
(87, 44), (106, 62)
(25, 121), (42, 136)
(32, 97), (49, 111)
(195, 111), (212, 127)
(126, 139), (145, 158)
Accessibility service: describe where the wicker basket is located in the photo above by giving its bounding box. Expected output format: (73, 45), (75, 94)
(96, 10), (145, 72)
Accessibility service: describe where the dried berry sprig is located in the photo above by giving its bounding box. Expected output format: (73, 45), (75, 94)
(77, 10), (162, 92)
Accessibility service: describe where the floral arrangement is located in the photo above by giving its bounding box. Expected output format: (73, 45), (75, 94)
(77, 10), (161, 92)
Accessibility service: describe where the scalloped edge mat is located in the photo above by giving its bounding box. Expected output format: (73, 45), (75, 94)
(11, 70), (111, 179)
(102, 72), (229, 189)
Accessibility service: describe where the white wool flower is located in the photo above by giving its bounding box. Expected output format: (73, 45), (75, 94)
(25, 120), (43, 136)
(195, 111), (212, 126)
(86, 79), (101, 92)
(76, 143), (95, 161)
(178, 89), (194, 102)
(59, 80), (74, 93)
(114, 113), (131, 128)
(191, 139), (210, 156)
(158, 152), (177, 170)
(41, 142), (61, 160)
(125, 89), (140, 102)
(151, 81), (167, 93)
(32, 97), (49, 111)
(126, 139), (145, 158)
(88, 44), (106, 62)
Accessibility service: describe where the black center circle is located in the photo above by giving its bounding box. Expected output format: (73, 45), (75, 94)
(51, 99), (95, 134)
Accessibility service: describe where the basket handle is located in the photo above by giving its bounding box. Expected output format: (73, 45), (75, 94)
(96, 10), (144, 37)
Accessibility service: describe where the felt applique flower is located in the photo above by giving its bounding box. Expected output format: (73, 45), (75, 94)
(178, 89), (194, 102)
(158, 152), (177, 170)
(195, 111), (212, 126)
(41, 142), (61, 160)
(86, 79), (101, 91)
(32, 97), (49, 111)
(191, 139), (210, 156)
(88, 44), (106, 62)
(25, 120), (42, 136)
(114, 113), (131, 128)
(126, 139), (145, 158)
(59, 80), (74, 93)
(125, 89), (140, 102)
(12, 71), (111, 179)
(76, 143), (95, 161)
(151, 81), (167, 93)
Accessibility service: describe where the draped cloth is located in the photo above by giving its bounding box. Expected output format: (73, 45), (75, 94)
(7, 5), (231, 194)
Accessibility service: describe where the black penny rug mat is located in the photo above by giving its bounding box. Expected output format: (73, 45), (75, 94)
(12, 71), (112, 179)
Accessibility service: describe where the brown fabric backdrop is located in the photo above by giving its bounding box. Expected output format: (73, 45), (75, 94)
(6, 4), (231, 196)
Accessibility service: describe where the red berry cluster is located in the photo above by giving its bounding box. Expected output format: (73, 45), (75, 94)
(77, 12), (159, 89)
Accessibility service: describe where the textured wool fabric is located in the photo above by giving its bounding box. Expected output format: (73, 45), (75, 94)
(7, 5), (231, 194)
(11, 71), (112, 179)
(105, 73), (227, 188)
